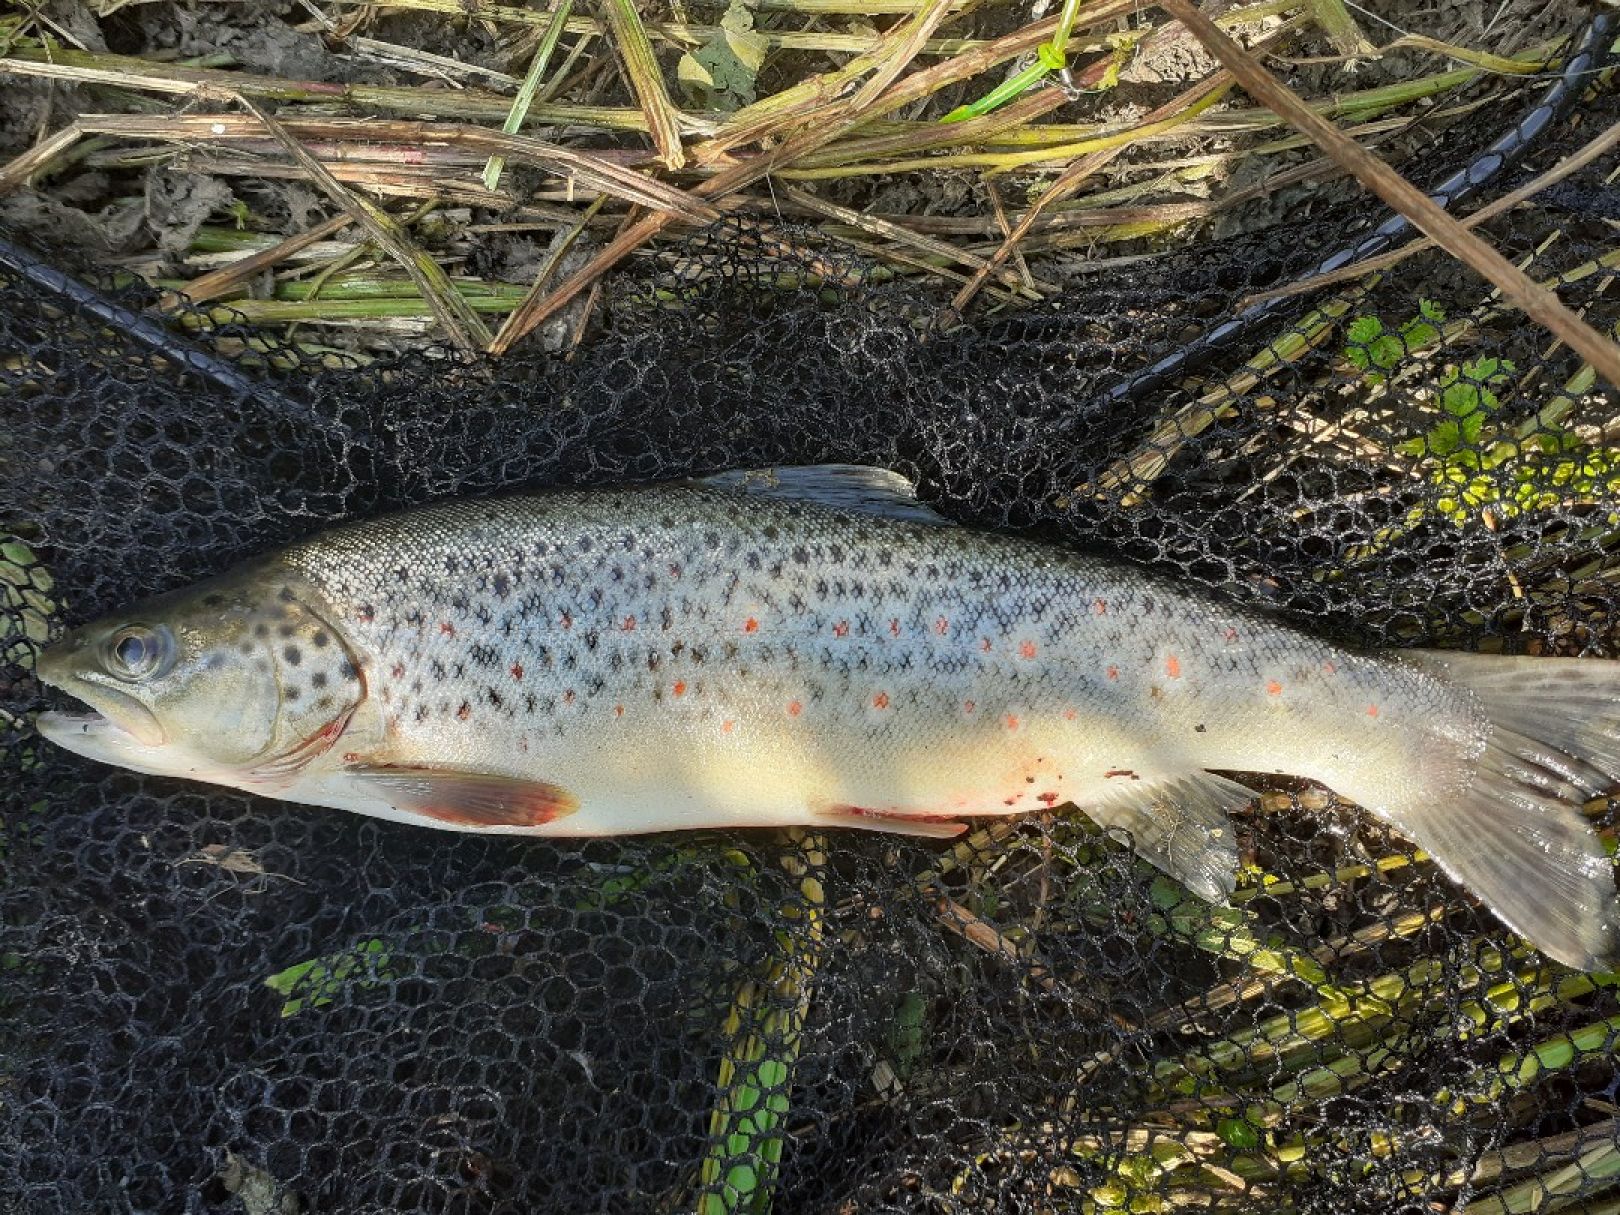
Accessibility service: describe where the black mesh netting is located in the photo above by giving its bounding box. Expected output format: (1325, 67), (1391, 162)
(9, 27), (1620, 1215)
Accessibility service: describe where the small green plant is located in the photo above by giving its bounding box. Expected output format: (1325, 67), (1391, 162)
(264, 938), (397, 1018)
(1346, 301), (1620, 527)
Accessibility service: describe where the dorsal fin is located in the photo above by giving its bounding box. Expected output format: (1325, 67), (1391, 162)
(693, 465), (953, 526)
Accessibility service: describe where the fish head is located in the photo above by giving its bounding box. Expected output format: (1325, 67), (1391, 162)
(35, 565), (366, 783)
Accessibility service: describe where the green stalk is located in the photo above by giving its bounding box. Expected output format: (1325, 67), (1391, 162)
(483, 0), (574, 191)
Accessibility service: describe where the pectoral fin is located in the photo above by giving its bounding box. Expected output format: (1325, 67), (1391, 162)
(343, 764), (579, 829)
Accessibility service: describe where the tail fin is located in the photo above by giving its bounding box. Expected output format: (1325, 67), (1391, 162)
(1403, 651), (1620, 971)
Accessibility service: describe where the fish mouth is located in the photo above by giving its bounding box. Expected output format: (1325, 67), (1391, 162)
(35, 705), (179, 776)
(35, 651), (168, 751)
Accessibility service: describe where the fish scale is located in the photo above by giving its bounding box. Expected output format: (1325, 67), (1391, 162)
(35, 468), (1620, 969)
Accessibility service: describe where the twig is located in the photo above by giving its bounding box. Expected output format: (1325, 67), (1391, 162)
(0, 120), (82, 195)
(1241, 116), (1620, 308)
(1158, 0), (1620, 389)
(167, 212), (355, 306)
(600, 0), (686, 170)
(491, 193), (607, 353)
(233, 93), (492, 352)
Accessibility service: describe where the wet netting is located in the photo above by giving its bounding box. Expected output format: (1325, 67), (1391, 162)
(9, 15), (1620, 1215)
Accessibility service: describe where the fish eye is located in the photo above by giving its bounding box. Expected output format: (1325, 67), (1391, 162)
(106, 625), (173, 681)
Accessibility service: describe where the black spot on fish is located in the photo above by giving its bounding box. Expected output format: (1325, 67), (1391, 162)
(584, 631), (599, 652)
(578, 536), (593, 553)
(253, 623), (269, 640)
(285, 685), (301, 702)
(238, 642), (254, 656)
(647, 652), (661, 672)
(283, 645), (301, 666)
(311, 672), (328, 689)
(493, 573), (510, 598)
(487, 688), (504, 708)
(430, 660), (446, 680)
(470, 643), (499, 668)
(415, 706), (430, 723)
(202, 593), (225, 608)
(278, 586), (298, 604)
(704, 531), (721, 549)
(316, 695), (333, 711)
(205, 654), (226, 671)
(1195, 723), (1207, 732)
(339, 660), (357, 681)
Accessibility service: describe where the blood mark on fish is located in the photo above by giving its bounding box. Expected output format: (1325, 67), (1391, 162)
(787, 700), (802, 717)
(510, 662), (524, 681)
(1267, 680), (1283, 695)
(1165, 655), (1182, 679)
(1019, 641), (1038, 660)
(872, 691), (890, 710)
(744, 617), (759, 633)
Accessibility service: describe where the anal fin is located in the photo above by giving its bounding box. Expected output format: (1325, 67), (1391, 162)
(810, 803), (970, 839)
(344, 764), (579, 829)
(1086, 771), (1254, 903)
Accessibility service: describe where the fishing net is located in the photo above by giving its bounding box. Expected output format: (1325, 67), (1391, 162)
(7, 12), (1620, 1214)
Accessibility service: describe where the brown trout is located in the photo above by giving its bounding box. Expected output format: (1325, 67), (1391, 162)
(34, 467), (1620, 969)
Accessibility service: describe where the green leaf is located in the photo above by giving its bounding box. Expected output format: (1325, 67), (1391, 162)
(265, 938), (395, 1018)
(1217, 1116), (1261, 1149)
(679, 0), (767, 110)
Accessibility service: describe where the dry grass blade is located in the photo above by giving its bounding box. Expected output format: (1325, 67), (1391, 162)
(1242, 116), (1620, 307)
(949, 54), (1241, 314)
(848, 0), (957, 112)
(0, 121), (82, 194)
(169, 213), (355, 306)
(600, 0), (685, 170)
(1306, 0), (1373, 59)
(1158, 0), (1620, 389)
(234, 94), (492, 352)
(73, 114), (722, 222)
(777, 183), (1050, 299)
(0, 46), (648, 132)
(491, 194), (607, 354)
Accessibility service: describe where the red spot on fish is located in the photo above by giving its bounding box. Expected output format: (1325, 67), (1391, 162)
(668, 563), (682, 578)
(1037, 792), (1060, 806)
(1267, 680), (1283, 695)
(890, 618), (902, 637)
(622, 615), (637, 632)
(563, 689), (575, 705)
(873, 691), (890, 710)
(439, 621), (456, 637)
(1003, 797), (1018, 806)
(744, 617), (759, 633)
(787, 700), (803, 717)
(722, 719), (735, 734)
(1224, 627), (1239, 643)
(1004, 714), (1019, 731)
(935, 616), (949, 635)
(964, 700), (976, 714)
(1367, 703), (1379, 718)
(357, 606), (375, 623)
(518, 738), (529, 753)
(1106, 665), (1120, 681)
(1105, 769), (1138, 780)
(673, 680), (687, 697)
(1322, 661), (1337, 675)
(1165, 655), (1182, 679)
(343, 752), (362, 763)
(980, 637), (992, 653)
(511, 662), (524, 681)
(833, 620), (850, 638)
(1064, 708), (1077, 721)
(457, 702), (471, 720)
(1093, 599), (1108, 616)
(560, 612), (572, 630)
(615, 703), (625, 717)
(390, 662), (406, 680)
(1019, 641), (1038, 660)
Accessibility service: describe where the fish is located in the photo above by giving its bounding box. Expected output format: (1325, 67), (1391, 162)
(33, 465), (1620, 970)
